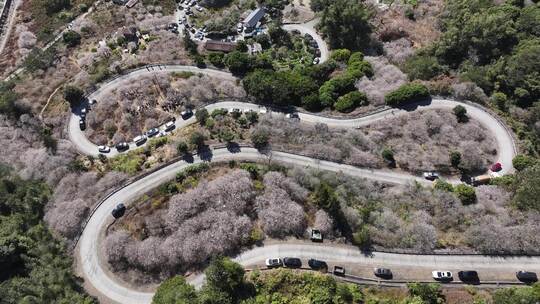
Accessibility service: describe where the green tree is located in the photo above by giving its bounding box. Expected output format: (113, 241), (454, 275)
(404, 54), (443, 80)
(23, 47), (56, 72)
(407, 283), (444, 304)
(318, 0), (373, 51)
(63, 30), (82, 47)
(512, 165), (540, 211)
(250, 129), (269, 148)
(330, 49), (352, 62)
(385, 83), (430, 107)
(491, 92), (509, 111)
(512, 154), (536, 171)
(195, 108), (209, 125)
(381, 148), (395, 166)
(493, 284), (540, 304)
(454, 184), (477, 205)
(453, 105), (468, 122)
(202, 257), (247, 302)
(334, 91), (368, 112)
(183, 31), (198, 55)
(63, 85), (84, 106)
(189, 131), (206, 148)
(152, 276), (198, 304)
(224, 51), (252, 75)
(208, 52), (225, 68)
(450, 151), (462, 168)
(176, 141), (189, 155)
(221, 130), (235, 143)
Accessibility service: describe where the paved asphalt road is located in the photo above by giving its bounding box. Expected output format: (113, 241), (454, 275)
(79, 147), (536, 304)
(69, 65), (516, 175)
(72, 66), (521, 303)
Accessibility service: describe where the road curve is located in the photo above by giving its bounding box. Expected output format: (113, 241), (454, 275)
(79, 147), (536, 304)
(283, 19), (329, 63)
(68, 65), (516, 174)
(72, 65), (519, 303)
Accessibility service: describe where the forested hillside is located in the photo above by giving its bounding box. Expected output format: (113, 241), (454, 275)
(0, 167), (95, 303)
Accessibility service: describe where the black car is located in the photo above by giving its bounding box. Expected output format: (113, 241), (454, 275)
(374, 268), (393, 279)
(79, 119), (86, 130)
(112, 203), (126, 219)
(516, 271), (538, 283)
(333, 266), (346, 276)
(115, 142), (129, 152)
(308, 259), (328, 271)
(458, 271), (479, 284)
(181, 109), (193, 120)
(146, 128), (160, 137)
(283, 257), (302, 268)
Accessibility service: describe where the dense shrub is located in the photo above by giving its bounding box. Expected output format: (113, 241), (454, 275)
(385, 83), (430, 107)
(330, 49), (352, 62)
(334, 91), (368, 112)
(62, 30), (81, 47)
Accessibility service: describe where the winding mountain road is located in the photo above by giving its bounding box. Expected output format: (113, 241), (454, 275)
(71, 65), (523, 303)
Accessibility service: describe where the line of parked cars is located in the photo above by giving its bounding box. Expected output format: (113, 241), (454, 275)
(263, 258), (538, 285)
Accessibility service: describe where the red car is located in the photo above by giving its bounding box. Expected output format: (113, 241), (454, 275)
(491, 162), (502, 172)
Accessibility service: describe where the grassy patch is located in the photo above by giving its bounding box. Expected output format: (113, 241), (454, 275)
(142, 0), (176, 15)
(109, 150), (146, 174)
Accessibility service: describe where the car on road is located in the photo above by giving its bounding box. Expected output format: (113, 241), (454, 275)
(313, 57), (320, 65)
(133, 135), (147, 146)
(516, 271), (538, 283)
(423, 172), (439, 181)
(115, 142), (129, 152)
(333, 266), (346, 276)
(259, 108), (267, 114)
(286, 113), (300, 119)
(432, 270), (452, 281)
(374, 268), (393, 279)
(308, 259), (328, 271)
(310, 229), (323, 242)
(265, 258), (282, 268)
(181, 109), (193, 119)
(283, 257), (302, 268)
(458, 270), (479, 283)
(79, 119), (86, 130)
(80, 107), (87, 117)
(146, 128), (160, 138)
(165, 121), (176, 131)
(98, 145), (111, 153)
(112, 203), (126, 219)
(490, 162), (502, 172)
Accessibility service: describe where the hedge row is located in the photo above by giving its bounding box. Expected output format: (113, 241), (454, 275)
(384, 83), (430, 107)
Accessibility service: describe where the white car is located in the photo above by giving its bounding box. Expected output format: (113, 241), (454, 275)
(423, 172), (439, 181)
(98, 145), (110, 153)
(195, 4), (203, 11)
(133, 135), (147, 146)
(265, 258), (283, 268)
(259, 108), (267, 114)
(164, 121), (175, 131)
(432, 270), (452, 280)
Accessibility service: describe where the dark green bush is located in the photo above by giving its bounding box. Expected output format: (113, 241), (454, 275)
(385, 83), (430, 107)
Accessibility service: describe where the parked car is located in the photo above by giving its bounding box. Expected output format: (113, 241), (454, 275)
(374, 268), (393, 279)
(308, 259), (328, 271)
(165, 121), (176, 131)
(146, 128), (160, 138)
(491, 162), (502, 172)
(80, 107), (87, 117)
(333, 265), (346, 276)
(79, 119), (86, 130)
(432, 270), (453, 281)
(112, 203), (126, 219)
(265, 258), (282, 268)
(90, 99), (97, 105)
(98, 145), (111, 153)
(195, 4), (203, 11)
(237, 23), (244, 33)
(115, 142), (129, 151)
(423, 172), (439, 181)
(310, 229), (323, 242)
(181, 109), (193, 119)
(516, 271), (538, 283)
(133, 135), (147, 146)
(286, 113), (300, 119)
(283, 257), (302, 268)
(458, 270), (479, 283)
(313, 57), (320, 65)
